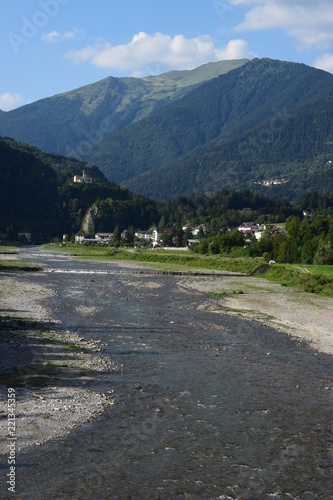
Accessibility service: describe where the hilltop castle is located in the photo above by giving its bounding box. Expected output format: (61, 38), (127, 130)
(73, 169), (92, 183)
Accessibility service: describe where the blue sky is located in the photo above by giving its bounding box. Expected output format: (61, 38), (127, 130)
(1, 0), (333, 111)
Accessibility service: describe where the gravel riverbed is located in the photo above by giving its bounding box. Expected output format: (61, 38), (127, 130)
(0, 274), (119, 455)
(1, 263), (333, 456)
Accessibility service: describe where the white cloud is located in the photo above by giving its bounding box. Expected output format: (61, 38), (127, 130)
(314, 53), (333, 74)
(0, 92), (24, 111)
(216, 39), (257, 60)
(42, 28), (83, 43)
(65, 32), (256, 75)
(232, 0), (333, 50)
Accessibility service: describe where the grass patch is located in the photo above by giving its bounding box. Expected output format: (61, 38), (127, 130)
(45, 243), (110, 258)
(0, 245), (18, 254)
(299, 264), (333, 275)
(299, 274), (333, 296)
(0, 260), (41, 271)
(0, 319), (87, 387)
(262, 265), (333, 297)
(65, 343), (85, 352)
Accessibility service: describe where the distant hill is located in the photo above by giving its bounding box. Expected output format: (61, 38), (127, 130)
(0, 137), (158, 240)
(2, 137), (108, 183)
(0, 59), (248, 156)
(85, 58), (333, 200)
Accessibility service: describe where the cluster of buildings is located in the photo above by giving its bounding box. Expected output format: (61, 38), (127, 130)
(74, 224), (207, 247)
(254, 178), (287, 186)
(237, 222), (285, 241)
(74, 222), (287, 247)
(75, 232), (114, 244)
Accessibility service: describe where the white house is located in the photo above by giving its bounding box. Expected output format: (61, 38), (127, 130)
(75, 231), (85, 243)
(152, 229), (159, 242)
(95, 232), (113, 242)
(135, 230), (153, 240)
(238, 222), (257, 234)
(254, 230), (264, 240)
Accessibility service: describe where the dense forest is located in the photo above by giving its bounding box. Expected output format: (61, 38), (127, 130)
(0, 137), (159, 241)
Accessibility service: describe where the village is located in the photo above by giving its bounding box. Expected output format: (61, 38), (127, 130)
(73, 221), (286, 249)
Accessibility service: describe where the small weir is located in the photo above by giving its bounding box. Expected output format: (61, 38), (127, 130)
(44, 267), (245, 277)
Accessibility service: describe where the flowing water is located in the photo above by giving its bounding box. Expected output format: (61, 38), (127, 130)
(2, 249), (333, 499)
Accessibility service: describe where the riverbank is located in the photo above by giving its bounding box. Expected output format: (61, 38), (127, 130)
(180, 274), (333, 356)
(0, 272), (119, 456)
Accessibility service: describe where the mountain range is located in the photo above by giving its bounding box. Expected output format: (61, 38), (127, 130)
(1, 58), (333, 201)
(0, 59), (247, 157)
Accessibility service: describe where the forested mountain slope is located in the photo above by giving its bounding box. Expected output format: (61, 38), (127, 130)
(87, 58), (333, 200)
(0, 60), (247, 156)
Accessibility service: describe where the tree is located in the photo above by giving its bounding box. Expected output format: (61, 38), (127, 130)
(112, 225), (120, 247)
(175, 227), (185, 247)
(286, 216), (302, 262)
(301, 240), (315, 264)
(157, 215), (166, 230)
(197, 226), (205, 239)
(160, 232), (172, 246)
(314, 241), (333, 265)
(124, 226), (135, 246)
(183, 227), (193, 246)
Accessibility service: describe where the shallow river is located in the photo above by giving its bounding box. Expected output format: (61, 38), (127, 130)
(5, 250), (333, 499)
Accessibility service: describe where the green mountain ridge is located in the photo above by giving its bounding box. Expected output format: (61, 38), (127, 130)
(0, 59), (248, 157)
(86, 58), (333, 200)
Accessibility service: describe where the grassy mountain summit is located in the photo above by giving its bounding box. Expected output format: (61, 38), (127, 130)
(0, 59), (248, 157)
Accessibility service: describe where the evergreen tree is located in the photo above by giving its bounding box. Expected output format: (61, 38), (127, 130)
(113, 226), (120, 247)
